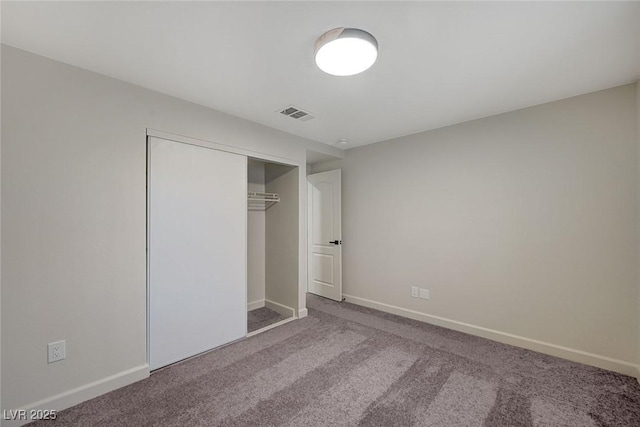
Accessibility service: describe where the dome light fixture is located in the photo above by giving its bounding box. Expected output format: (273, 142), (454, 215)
(314, 28), (378, 76)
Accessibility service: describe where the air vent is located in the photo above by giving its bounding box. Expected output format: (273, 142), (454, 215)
(279, 105), (315, 121)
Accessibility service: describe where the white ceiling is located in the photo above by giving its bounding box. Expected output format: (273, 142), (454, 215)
(3, 1), (639, 149)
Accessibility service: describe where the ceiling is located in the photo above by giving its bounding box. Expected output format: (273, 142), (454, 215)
(2, 1), (639, 149)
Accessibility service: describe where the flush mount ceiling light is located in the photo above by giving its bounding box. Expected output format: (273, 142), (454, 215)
(314, 28), (378, 76)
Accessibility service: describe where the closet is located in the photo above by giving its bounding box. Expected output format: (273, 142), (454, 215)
(247, 159), (299, 333)
(148, 135), (299, 370)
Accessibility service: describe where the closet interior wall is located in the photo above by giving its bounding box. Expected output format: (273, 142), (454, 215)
(247, 160), (299, 320)
(247, 160), (266, 309)
(265, 163), (299, 314)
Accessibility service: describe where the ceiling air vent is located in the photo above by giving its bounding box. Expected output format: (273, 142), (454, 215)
(279, 105), (315, 122)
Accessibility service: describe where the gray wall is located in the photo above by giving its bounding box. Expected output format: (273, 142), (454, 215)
(265, 165), (299, 311)
(314, 84), (639, 371)
(248, 160), (266, 307)
(1, 45), (342, 411)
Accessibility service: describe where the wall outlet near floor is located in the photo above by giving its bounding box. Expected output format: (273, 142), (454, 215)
(419, 288), (430, 300)
(48, 340), (66, 363)
(411, 286), (419, 298)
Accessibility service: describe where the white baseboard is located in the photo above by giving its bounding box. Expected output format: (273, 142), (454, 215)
(297, 308), (308, 319)
(246, 316), (297, 337)
(2, 364), (149, 427)
(265, 299), (295, 318)
(343, 294), (639, 378)
(247, 299), (265, 311)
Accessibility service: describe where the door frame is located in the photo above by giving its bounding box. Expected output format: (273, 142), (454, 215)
(145, 129), (301, 367)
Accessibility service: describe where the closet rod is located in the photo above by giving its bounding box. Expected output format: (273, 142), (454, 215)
(248, 192), (280, 211)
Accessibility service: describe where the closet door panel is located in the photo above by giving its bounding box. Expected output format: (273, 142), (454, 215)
(149, 137), (247, 370)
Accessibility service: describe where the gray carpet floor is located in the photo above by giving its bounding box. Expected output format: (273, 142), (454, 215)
(247, 307), (287, 333)
(30, 294), (640, 426)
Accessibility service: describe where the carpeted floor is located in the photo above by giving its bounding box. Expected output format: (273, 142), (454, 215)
(247, 307), (287, 333)
(30, 294), (640, 426)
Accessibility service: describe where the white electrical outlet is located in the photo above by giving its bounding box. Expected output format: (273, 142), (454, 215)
(48, 340), (66, 363)
(419, 288), (430, 300)
(411, 286), (419, 298)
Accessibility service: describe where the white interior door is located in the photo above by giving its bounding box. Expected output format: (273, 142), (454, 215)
(307, 169), (342, 301)
(148, 137), (247, 370)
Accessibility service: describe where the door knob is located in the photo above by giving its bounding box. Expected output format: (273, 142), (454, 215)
(329, 240), (342, 245)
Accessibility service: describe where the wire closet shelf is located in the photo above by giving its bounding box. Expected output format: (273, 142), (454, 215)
(248, 192), (280, 211)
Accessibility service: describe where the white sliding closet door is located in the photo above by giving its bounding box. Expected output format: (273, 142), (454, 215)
(148, 137), (247, 370)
